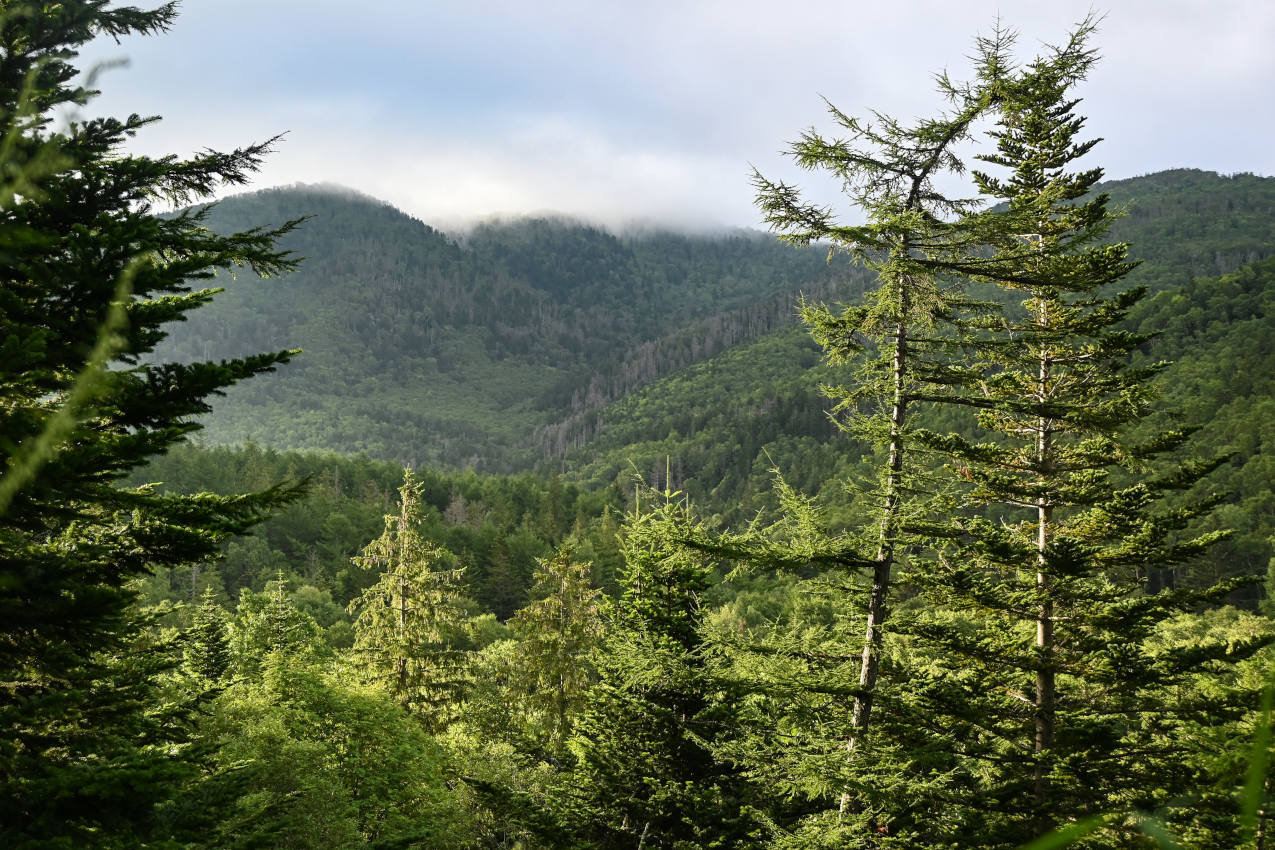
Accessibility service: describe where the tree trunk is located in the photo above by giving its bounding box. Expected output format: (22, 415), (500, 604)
(841, 315), (908, 816)
(398, 504), (410, 705)
(856, 318), (908, 733)
(1034, 304), (1056, 827)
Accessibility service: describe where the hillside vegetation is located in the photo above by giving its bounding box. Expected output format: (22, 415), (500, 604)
(153, 170), (1275, 590)
(10, 5), (1275, 848)
(158, 187), (840, 468)
(161, 171), (1275, 478)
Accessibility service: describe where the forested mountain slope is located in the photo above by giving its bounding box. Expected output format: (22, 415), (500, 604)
(1105, 169), (1275, 290)
(565, 252), (1275, 590)
(158, 186), (837, 468)
(146, 169), (1275, 625)
(161, 170), (1275, 479)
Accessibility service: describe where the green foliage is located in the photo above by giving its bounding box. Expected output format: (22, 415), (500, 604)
(448, 550), (607, 847)
(133, 441), (623, 618)
(561, 326), (846, 519)
(566, 495), (764, 849)
(505, 547), (606, 755)
(208, 652), (473, 849)
(185, 586), (232, 683)
(154, 189), (835, 470)
(1103, 169), (1275, 294)
(0, 2), (303, 846)
(891, 25), (1274, 847)
(748, 36), (1022, 835)
(230, 575), (328, 677)
(144, 171), (1275, 548)
(1124, 256), (1275, 594)
(347, 472), (474, 728)
(6, 5), (1275, 849)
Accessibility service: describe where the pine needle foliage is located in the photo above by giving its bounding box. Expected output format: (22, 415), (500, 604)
(0, 2), (303, 845)
(896, 21), (1275, 848)
(347, 470), (472, 729)
(229, 573), (327, 676)
(567, 492), (764, 849)
(507, 546), (606, 756)
(185, 586), (232, 684)
(738, 27), (1022, 843)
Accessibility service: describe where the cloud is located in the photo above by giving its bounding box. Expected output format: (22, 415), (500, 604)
(78, 0), (1275, 229)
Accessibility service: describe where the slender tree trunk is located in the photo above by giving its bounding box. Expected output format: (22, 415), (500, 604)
(841, 311), (909, 816)
(1034, 499), (1055, 806)
(398, 573), (409, 702)
(1034, 305), (1056, 826)
(856, 318), (908, 734)
(397, 504), (410, 705)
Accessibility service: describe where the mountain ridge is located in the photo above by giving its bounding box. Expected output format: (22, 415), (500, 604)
(160, 169), (1275, 474)
(159, 184), (839, 468)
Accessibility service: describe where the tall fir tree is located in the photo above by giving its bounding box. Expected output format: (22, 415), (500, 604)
(567, 494), (762, 850)
(0, 2), (302, 846)
(507, 545), (606, 757)
(742, 30), (1014, 842)
(899, 22), (1274, 848)
(347, 470), (472, 730)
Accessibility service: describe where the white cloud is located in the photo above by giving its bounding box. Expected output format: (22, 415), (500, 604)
(77, 0), (1275, 229)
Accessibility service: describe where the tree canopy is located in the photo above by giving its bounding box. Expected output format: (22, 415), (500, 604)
(0, 2), (302, 845)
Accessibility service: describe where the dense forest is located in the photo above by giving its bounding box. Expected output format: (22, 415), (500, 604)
(160, 167), (1275, 475)
(2, 5), (1273, 850)
(154, 187), (843, 469)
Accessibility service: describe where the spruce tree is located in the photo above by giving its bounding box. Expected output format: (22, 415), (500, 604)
(567, 494), (762, 849)
(0, 3), (301, 845)
(185, 587), (232, 683)
(507, 546), (605, 756)
(901, 23), (1274, 847)
(347, 470), (472, 729)
(229, 573), (327, 676)
(742, 31), (1012, 839)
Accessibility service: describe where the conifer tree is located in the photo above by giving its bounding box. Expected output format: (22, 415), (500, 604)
(0, 3), (301, 845)
(185, 587), (232, 683)
(900, 22), (1274, 847)
(229, 573), (327, 676)
(744, 31), (1011, 835)
(567, 494), (762, 849)
(507, 546), (605, 756)
(347, 471), (472, 729)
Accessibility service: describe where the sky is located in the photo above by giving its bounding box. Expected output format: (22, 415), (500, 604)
(81, 0), (1275, 232)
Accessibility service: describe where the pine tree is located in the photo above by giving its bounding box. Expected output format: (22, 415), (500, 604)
(507, 545), (605, 756)
(185, 587), (232, 683)
(900, 22), (1274, 847)
(567, 494), (762, 850)
(347, 470), (472, 729)
(229, 573), (327, 676)
(743, 30), (1012, 838)
(0, 3), (301, 845)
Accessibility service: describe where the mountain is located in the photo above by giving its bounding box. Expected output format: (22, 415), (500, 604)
(1103, 169), (1275, 292)
(158, 186), (846, 469)
(159, 170), (1275, 484)
(150, 168), (1275, 598)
